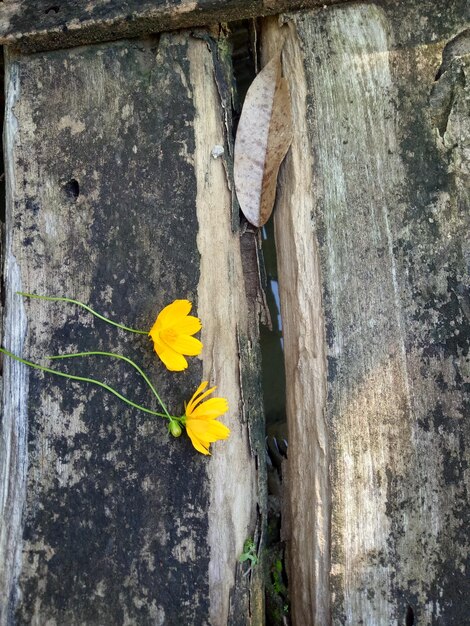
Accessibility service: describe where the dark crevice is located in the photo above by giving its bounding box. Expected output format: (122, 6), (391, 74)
(230, 19), (259, 130)
(260, 220), (289, 626)
(229, 21), (289, 626)
(437, 28), (470, 79)
(63, 178), (80, 201)
(430, 28), (470, 137)
(406, 605), (415, 626)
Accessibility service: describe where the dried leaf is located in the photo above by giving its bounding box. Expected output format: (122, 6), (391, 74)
(234, 53), (293, 228)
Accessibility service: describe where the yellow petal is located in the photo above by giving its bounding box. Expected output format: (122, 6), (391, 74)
(154, 300), (192, 330)
(186, 385), (217, 416)
(191, 398), (229, 420)
(148, 324), (160, 344)
(160, 351), (188, 371)
(204, 420), (231, 439)
(149, 331), (165, 353)
(186, 428), (211, 455)
(187, 418), (230, 442)
(193, 381), (209, 397)
(186, 382), (209, 415)
(160, 331), (202, 357)
(152, 338), (188, 371)
(172, 315), (202, 335)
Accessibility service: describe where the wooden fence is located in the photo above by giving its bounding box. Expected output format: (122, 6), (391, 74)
(1, 1), (469, 624)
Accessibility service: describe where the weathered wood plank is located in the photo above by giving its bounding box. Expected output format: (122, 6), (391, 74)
(1, 0), (351, 54)
(261, 19), (330, 626)
(189, 37), (266, 626)
(0, 30), (264, 624)
(262, 1), (470, 624)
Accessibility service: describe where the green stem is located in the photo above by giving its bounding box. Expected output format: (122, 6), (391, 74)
(48, 351), (171, 419)
(0, 347), (168, 419)
(17, 292), (148, 335)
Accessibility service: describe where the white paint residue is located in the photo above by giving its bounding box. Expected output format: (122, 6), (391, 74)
(211, 145), (224, 159)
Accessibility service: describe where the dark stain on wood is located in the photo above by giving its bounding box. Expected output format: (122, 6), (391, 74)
(263, 1), (469, 623)
(0, 0), (352, 54)
(6, 35), (211, 624)
(304, 2), (469, 623)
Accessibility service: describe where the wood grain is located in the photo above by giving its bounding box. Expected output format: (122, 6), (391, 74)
(261, 18), (330, 626)
(189, 36), (265, 626)
(0, 31), (265, 624)
(262, 1), (470, 624)
(1, 0), (354, 54)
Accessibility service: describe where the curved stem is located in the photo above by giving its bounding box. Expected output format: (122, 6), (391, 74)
(48, 351), (171, 419)
(17, 292), (148, 335)
(0, 348), (168, 419)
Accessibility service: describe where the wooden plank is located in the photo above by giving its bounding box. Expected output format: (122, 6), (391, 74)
(1, 0), (352, 54)
(261, 19), (330, 626)
(262, 0), (470, 624)
(0, 30), (265, 624)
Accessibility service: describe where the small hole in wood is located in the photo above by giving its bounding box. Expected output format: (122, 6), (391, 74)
(45, 6), (60, 14)
(64, 179), (80, 200)
(406, 605), (415, 626)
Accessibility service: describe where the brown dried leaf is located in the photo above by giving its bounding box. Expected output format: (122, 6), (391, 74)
(234, 53), (293, 228)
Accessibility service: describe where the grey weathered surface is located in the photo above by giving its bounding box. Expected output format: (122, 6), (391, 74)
(263, 1), (470, 624)
(0, 30), (265, 625)
(0, 0), (351, 54)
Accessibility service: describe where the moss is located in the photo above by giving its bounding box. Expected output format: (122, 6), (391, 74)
(265, 549), (290, 626)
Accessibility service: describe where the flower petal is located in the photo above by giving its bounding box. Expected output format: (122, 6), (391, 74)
(160, 331), (202, 357)
(186, 385), (217, 416)
(154, 300), (192, 330)
(148, 324), (160, 344)
(183, 383), (230, 454)
(148, 300), (202, 370)
(171, 315), (202, 335)
(190, 381), (209, 399)
(205, 420), (231, 439)
(160, 349), (188, 371)
(187, 418), (231, 442)
(186, 430), (211, 455)
(152, 337), (188, 371)
(191, 398), (229, 420)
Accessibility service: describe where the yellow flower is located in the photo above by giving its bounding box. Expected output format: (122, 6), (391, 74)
(183, 381), (230, 455)
(149, 300), (202, 371)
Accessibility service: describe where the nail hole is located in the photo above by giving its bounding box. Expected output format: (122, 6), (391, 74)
(45, 6), (60, 14)
(406, 605), (415, 626)
(64, 179), (80, 200)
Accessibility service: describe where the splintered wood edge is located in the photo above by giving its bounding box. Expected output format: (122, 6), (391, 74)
(0, 0), (351, 54)
(261, 15), (331, 626)
(189, 37), (261, 626)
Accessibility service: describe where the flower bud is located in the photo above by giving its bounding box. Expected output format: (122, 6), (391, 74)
(169, 420), (182, 438)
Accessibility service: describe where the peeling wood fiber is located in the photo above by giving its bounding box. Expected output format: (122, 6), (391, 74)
(262, 0), (470, 624)
(0, 31), (264, 625)
(190, 37), (264, 626)
(261, 18), (330, 626)
(1, 0), (352, 54)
